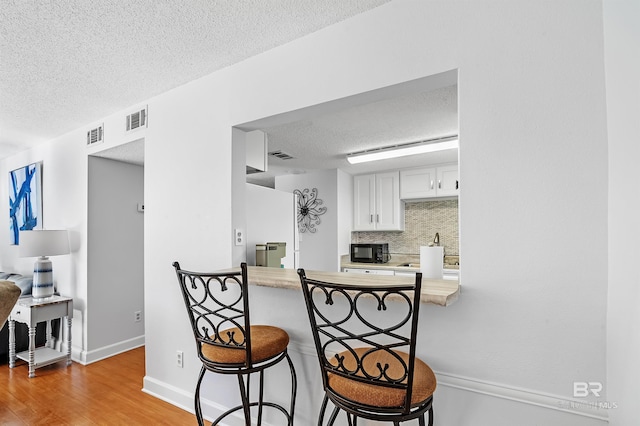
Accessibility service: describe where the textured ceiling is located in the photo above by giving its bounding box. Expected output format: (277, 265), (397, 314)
(0, 0), (391, 158)
(247, 83), (459, 187)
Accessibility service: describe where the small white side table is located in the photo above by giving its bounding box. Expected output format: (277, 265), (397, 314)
(8, 295), (73, 378)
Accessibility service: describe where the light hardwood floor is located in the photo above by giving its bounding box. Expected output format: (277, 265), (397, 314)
(0, 347), (197, 425)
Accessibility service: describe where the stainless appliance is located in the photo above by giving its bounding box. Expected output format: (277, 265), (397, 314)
(350, 243), (390, 263)
(256, 242), (287, 268)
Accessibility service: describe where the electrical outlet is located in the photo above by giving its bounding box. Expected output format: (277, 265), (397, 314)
(176, 350), (184, 368)
(134, 311), (142, 322)
(234, 228), (244, 246)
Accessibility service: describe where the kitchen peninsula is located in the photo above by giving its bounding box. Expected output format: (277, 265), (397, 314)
(241, 266), (459, 307)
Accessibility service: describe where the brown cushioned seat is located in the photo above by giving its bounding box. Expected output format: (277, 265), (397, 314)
(201, 325), (290, 364)
(328, 347), (436, 408)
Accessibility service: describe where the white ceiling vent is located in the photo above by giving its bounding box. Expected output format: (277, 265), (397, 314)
(269, 150), (295, 160)
(87, 124), (104, 146)
(126, 106), (148, 132)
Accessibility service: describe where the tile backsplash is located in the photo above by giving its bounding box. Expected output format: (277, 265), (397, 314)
(351, 199), (459, 255)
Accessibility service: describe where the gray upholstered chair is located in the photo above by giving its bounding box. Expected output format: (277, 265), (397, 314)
(0, 280), (21, 329)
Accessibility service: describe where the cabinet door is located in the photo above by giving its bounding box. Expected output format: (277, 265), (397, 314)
(400, 167), (437, 199)
(376, 171), (404, 231)
(353, 174), (376, 231)
(437, 164), (459, 197)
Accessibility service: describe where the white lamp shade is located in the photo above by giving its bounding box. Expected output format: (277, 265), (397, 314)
(19, 230), (70, 257)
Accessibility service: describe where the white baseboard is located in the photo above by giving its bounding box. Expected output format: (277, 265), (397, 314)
(143, 376), (278, 426)
(72, 335), (145, 365)
(435, 371), (609, 422)
(140, 341), (608, 424)
(143, 375), (194, 413)
(289, 341), (608, 422)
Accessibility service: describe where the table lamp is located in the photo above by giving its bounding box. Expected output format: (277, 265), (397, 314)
(19, 230), (70, 300)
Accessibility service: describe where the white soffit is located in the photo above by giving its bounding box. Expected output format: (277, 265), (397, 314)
(91, 139), (145, 167)
(0, 0), (390, 158)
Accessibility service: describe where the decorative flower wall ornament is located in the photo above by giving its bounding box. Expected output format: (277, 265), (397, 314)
(293, 188), (327, 233)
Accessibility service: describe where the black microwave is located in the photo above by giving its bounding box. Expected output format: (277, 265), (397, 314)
(350, 243), (390, 263)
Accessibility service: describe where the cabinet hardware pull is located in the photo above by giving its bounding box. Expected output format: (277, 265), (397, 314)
(456, 180), (459, 190)
(370, 214), (373, 223)
(430, 180), (434, 189)
(438, 180), (442, 189)
(376, 214), (379, 223)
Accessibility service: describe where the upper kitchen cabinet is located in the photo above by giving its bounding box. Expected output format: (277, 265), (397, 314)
(437, 164), (459, 197)
(353, 172), (405, 231)
(246, 130), (268, 174)
(400, 164), (459, 199)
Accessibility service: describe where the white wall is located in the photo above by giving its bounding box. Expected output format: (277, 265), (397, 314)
(276, 169), (341, 272)
(231, 128), (248, 267)
(337, 169), (353, 262)
(143, 68), (236, 400)
(141, 1), (610, 424)
(604, 1), (640, 425)
(245, 184), (295, 268)
(1, 132), (88, 358)
(0, 104), (148, 362)
(87, 156), (144, 360)
(1, 0), (627, 424)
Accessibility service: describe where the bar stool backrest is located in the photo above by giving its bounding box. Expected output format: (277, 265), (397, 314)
(298, 269), (423, 415)
(173, 262), (253, 368)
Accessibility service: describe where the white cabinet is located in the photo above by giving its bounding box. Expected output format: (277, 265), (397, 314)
(436, 164), (459, 197)
(353, 172), (404, 231)
(343, 268), (395, 275)
(400, 164), (459, 199)
(400, 168), (437, 198)
(246, 130), (267, 173)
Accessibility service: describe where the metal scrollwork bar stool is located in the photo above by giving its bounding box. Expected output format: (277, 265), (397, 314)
(298, 269), (435, 426)
(173, 262), (297, 425)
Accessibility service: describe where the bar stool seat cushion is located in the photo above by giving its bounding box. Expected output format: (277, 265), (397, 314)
(201, 325), (289, 364)
(328, 348), (436, 408)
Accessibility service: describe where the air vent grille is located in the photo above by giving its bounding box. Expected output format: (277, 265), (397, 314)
(269, 150), (295, 160)
(126, 106), (148, 132)
(87, 124), (104, 145)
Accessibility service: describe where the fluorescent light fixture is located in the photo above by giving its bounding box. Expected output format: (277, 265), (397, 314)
(346, 136), (459, 164)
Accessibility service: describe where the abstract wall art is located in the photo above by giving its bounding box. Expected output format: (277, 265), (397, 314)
(9, 162), (42, 245)
(293, 187), (327, 233)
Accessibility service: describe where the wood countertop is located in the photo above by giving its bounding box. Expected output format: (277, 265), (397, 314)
(239, 266), (459, 307)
